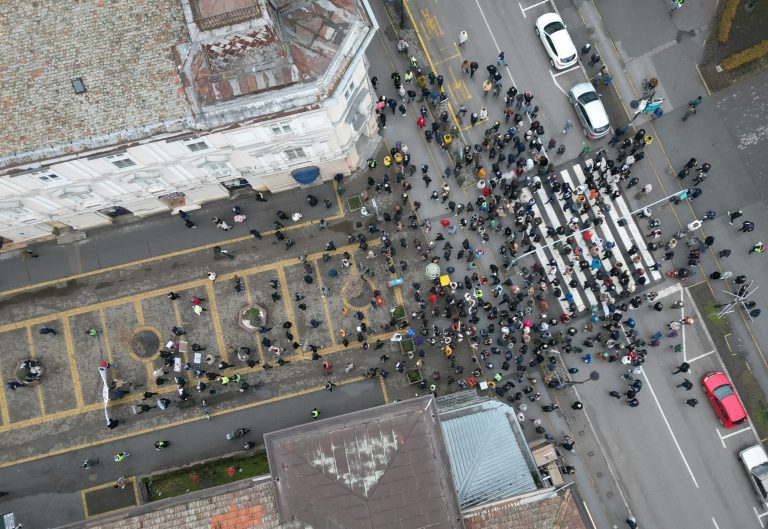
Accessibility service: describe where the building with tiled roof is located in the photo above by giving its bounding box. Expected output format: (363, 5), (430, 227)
(0, 0), (378, 244)
(60, 396), (591, 529)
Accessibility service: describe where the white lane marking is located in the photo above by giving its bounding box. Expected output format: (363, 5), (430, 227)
(552, 65), (581, 76)
(656, 283), (683, 299)
(687, 350), (715, 364)
(641, 366), (699, 487)
(712, 517), (720, 529)
(475, 0), (517, 88)
(582, 500), (598, 529)
(680, 289), (687, 362)
(518, 2), (527, 17)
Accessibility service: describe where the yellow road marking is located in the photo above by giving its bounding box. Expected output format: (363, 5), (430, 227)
(25, 326), (46, 416)
(0, 214), (345, 300)
(277, 265), (300, 344)
(405, 0), (460, 131)
(242, 275), (267, 365)
(0, 358), (9, 424)
(133, 300), (144, 325)
(379, 375), (390, 403)
(62, 316), (85, 408)
(332, 180), (346, 214)
(0, 241), (374, 335)
(80, 476), (138, 518)
(434, 52), (461, 65)
(313, 259), (337, 346)
(420, 8), (444, 40)
(205, 281), (229, 362)
(0, 376), (368, 469)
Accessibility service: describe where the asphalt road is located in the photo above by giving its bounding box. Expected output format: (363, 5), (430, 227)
(0, 380), (385, 528)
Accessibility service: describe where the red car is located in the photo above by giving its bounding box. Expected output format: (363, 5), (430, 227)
(702, 371), (748, 428)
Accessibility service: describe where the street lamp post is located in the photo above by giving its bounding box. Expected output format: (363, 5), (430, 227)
(555, 370), (600, 389)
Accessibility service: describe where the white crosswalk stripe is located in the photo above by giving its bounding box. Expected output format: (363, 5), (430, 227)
(513, 160), (662, 313)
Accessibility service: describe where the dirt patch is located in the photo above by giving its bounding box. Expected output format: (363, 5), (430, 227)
(700, 1), (768, 91)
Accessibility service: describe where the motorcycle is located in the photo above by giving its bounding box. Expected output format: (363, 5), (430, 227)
(226, 428), (250, 440)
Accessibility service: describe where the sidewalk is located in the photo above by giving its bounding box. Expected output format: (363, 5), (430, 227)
(0, 182), (340, 292)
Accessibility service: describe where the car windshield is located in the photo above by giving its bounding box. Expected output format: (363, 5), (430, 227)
(594, 123), (610, 133)
(544, 21), (564, 34)
(578, 92), (599, 105)
(713, 383), (735, 400)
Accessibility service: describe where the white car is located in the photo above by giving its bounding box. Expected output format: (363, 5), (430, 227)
(569, 83), (611, 139)
(740, 445), (768, 507)
(535, 13), (578, 70)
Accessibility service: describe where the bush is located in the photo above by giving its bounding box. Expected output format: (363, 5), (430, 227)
(243, 307), (262, 327)
(717, 0), (740, 44)
(722, 40), (768, 70)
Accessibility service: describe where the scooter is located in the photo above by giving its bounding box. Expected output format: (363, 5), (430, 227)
(226, 428), (250, 440)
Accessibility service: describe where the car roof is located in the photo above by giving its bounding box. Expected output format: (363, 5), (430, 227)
(549, 28), (576, 58)
(741, 445), (768, 469)
(570, 83), (609, 128)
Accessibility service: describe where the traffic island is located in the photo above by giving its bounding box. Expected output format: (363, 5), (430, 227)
(141, 450), (270, 502)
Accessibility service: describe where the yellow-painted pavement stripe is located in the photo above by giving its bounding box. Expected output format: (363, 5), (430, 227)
(25, 326), (47, 416)
(62, 316), (85, 408)
(205, 281), (229, 362)
(277, 265), (300, 343)
(0, 377), (367, 469)
(313, 259), (337, 346)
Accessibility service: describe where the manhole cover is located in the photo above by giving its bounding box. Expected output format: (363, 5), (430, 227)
(130, 326), (162, 361)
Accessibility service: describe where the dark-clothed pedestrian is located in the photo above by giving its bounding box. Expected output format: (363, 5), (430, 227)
(676, 379), (693, 390)
(672, 362), (690, 374)
(684, 398), (698, 407)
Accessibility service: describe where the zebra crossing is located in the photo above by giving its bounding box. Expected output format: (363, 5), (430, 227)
(516, 159), (663, 314)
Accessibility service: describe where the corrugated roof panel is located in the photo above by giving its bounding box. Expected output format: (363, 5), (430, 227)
(440, 400), (537, 508)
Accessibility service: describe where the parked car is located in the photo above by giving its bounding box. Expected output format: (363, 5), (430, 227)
(702, 371), (748, 428)
(739, 445), (768, 507)
(534, 13), (578, 70)
(568, 83), (610, 139)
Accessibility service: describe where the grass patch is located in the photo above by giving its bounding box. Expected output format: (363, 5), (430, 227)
(391, 304), (406, 320)
(703, 297), (730, 334)
(400, 337), (416, 354)
(723, 40), (768, 70)
(737, 369), (768, 440)
(406, 368), (424, 384)
(144, 451), (269, 502)
(717, 0), (740, 44)
(346, 195), (362, 212)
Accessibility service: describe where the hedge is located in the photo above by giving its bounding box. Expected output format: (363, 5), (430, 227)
(717, 0), (740, 44)
(722, 40), (768, 70)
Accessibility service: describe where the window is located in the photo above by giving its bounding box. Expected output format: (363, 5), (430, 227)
(343, 80), (356, 101)
(182, 137), (211, 152)
(270, 123), (293, 136)
(284, 148), (306, 161)
(201, 161), (232, 178)
(29, 169), (67, 186)
(106, 153), (137, 170)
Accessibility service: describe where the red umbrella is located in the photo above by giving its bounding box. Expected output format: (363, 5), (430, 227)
(440, 219), (451, 227)
(428, 293), (438, 304)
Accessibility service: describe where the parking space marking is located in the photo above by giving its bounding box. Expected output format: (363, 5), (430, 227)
(80, 475), (139, 518)
(641, 366), (699, 487)
(518, 0), (549, 18)
(205, 281), (229, 362)
(552, 65), (581, 77)
(656, 282), (684, 299)
(716, 426), (752, 448)
(434, 52), (460, 65)
(313, 260), (338, 346)
(62, 315), (86, 408)
(420, 8), (444, 40)
(25, 326), (47, 416)
(754, 505), (767, 527)
(687, 350), (715, 364)
(277, 265), (300, 344)
(712, 517), (720, 529)
(242, 274), (267, 365)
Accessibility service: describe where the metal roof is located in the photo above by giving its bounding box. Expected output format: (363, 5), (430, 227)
(264, 396), (464, 529)
(438, 394), (538, 509)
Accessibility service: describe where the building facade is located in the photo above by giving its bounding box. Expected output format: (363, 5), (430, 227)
(0, 0), (379, 244)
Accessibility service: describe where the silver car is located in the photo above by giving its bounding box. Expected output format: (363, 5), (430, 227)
(569, 82), (611, 139)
